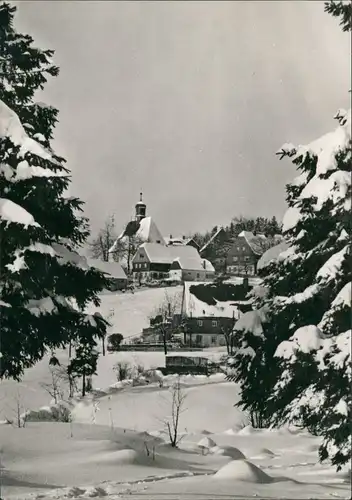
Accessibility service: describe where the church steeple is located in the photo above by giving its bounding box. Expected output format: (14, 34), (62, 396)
(135, 191), (146, 223)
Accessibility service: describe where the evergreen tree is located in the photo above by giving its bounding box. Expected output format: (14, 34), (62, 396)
(324, 0), (352, 31)
(228, 106), (351, 469)
(0, 3), (109, 382)
(228, 4), (351, 469)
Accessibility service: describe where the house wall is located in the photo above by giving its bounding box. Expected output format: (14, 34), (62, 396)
(182, 331), (226, 348)
(170, 268), (214, 282)
(226, 236), (258, 276)
(107, 278), (128, 291)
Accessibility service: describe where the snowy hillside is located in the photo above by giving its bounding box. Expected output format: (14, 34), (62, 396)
(87, 286), (183, 338)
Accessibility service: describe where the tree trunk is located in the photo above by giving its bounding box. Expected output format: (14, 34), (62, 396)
(102, 336), (106, 356)
(69, 340), (72, 359)
(162, 328), (168, 355)
(82, 371), (86, 397)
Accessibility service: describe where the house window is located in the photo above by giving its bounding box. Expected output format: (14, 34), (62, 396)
(212, 320), (218, 327)
(198, 320), (203, 326)
(233, 266), (238, 273)
(144, 263), (147, 268)
(139, 254), (144, 258)
(244, 256), (250, 262)
(232, 256), (238, 262)
(196, 273), (200, 278)
(211, 335), (217, 344)
(242, 246), (246, 251)
(237, 247), (240, 251)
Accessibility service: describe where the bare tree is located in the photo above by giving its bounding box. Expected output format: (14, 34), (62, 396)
(41, 366), (65, 404)
(163, 377), (187, 447)
(221, 312), (237, 355)
(5, 391), (26, 428)
(41, 364), (78, 402)
(149, 290), (182, 355)
(88, 214), (117, 262)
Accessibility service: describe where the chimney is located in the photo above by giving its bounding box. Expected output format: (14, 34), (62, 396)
(183, 235), (186, 240)
(170, 234), (173, 239)
(202, 260), (206, 269)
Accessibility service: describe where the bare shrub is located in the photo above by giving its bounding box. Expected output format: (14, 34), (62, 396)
(163, 377), (187, 447)
(114, 361), (132, 381)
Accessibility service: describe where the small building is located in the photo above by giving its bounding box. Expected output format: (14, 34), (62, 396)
(164, 235), (200, 252)
(180, 281), (243, 348)
(169, 257), (215, 282)
(132, 243), (214, 282)
(87, 259), (128, 291)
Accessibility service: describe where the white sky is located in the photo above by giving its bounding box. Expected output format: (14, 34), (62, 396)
(14, 1), (351, 238)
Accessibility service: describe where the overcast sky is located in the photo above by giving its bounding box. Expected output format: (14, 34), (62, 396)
(14, 1), (351, 238)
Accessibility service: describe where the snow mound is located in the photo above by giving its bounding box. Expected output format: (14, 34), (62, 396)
(237, 425), (259, 436)
(248, 447), (275, 459)
(214, 459), (272, 483)
(210, 445), (246, 460)
(197, 436), (216, 449)
(223, 428), (237, 435)
(94, 449), (139, 465)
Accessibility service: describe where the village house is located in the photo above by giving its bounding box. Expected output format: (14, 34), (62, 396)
(225, 231), (268, 276)
(132, 243), (215, 282)
(87, 258), (128, 291)
(225, 231), (284, 276)
(180, 281), (243, 348)
(199, 226), (229, 273)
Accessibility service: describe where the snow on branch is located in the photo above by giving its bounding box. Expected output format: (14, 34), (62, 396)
(0, 198), (39, 227)
(0, 99), (59, 163)
(1, 160), (66, 182)
(51, 243), (89, 270)
(316, 245), (348, 283)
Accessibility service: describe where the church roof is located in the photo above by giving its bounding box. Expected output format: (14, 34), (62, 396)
(109, 216), (165, 254)
(137, 217), (165, 244)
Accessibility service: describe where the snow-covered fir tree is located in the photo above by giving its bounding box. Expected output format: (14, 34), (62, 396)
(0, 2), (109, 384)
(228, 2), (351, 470)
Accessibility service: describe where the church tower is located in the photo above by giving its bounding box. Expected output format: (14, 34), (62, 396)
(135, 192), (146, 223)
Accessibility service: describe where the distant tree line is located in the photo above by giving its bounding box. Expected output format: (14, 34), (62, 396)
(191, 215), (282, 251)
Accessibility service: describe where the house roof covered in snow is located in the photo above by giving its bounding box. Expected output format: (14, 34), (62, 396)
(164, 236), (199, 247)
(238, 231), (268, 256)
(182, 282), (240, 319)
(87, 259), (127, 280)
(139, 243), (205, 268)
(257, 241), (290, 271)
(200, 226), (225, 253)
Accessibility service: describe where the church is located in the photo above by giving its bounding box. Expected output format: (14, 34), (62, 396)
(108, 194), (214, 282)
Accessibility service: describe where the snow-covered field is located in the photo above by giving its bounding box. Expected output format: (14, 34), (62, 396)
(87, 286), (183, 339)
(0, 289), (350, 499)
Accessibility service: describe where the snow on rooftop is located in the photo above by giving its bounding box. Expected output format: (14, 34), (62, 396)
(87, 258), (127, 280)
(238, 231), (268, 256)
(200, 226), (224, 253)
(183, 282), (241, 319)
(141, 242), (204, 267)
